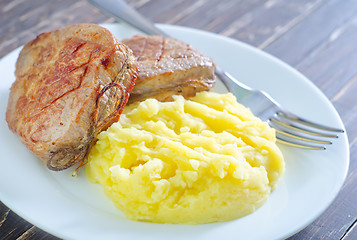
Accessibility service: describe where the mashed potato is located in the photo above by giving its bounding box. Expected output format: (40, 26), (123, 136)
(86, 92), (284, 224)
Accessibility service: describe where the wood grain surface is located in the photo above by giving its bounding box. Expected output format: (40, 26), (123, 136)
(0, 0), (356, 239)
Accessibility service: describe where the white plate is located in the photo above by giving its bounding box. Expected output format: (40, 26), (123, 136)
(0, 23), (349, 240)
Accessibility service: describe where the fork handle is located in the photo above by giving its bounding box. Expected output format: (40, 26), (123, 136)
(88, 0), (265, 105)
(215, 66), (254, 99)
(87, 0), (167, 36)
(88, 0), (257, 104)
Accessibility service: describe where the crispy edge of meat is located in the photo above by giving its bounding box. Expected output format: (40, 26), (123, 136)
(6, 24), (139, 171)
(123, 35), (216, 104)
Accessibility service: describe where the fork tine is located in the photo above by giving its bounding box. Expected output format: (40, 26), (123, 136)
(276, 111), (344, 133)
(274, 128), (333, 145)
(269, 118), (339, 138)
(276, 135), (327, 150)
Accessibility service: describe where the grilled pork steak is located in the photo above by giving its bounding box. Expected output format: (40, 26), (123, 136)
(6, 24), (138, 171)
(122, 35), (215, 103)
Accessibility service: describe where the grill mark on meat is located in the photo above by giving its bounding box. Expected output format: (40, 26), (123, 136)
(26, 40), (104, 120)
(156, 37), (165, 62)
(27, 64), (89, 120)
(136, 38), (147, 62)
(28, 65), (89, 144)
(43, 58), (89, 86)
(136, 37), (164, 62)
(70, 41), (86, 54)
(74, 86), (92, 124)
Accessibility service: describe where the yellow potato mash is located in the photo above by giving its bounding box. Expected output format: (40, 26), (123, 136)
(86, 91), (284, 224)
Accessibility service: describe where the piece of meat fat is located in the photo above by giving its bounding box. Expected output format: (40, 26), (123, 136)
(6, 24), (138, 171)
(122, 35), (216, 103)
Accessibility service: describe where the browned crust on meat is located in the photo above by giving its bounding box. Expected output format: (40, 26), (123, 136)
(123, 35), (215, 103)
(6, 24), (138, 170)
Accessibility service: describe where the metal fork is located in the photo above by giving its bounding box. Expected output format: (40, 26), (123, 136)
(88, 0), (344, 150)
(216, 68), (343, 149)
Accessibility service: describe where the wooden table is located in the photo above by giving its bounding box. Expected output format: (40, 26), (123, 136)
(0, 0), (356, 239)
